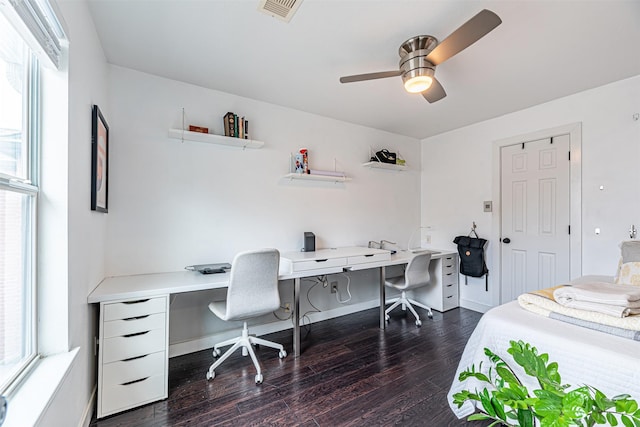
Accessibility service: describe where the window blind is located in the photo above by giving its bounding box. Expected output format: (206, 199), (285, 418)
(1, 0), (65, 69)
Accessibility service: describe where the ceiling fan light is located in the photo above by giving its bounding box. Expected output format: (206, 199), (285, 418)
(404, 75), (433, 93)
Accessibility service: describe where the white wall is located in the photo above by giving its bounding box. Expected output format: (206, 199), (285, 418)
(39, 0), (110, 425)
(421, 75), (640, 312)
(105, 66), (421, 349)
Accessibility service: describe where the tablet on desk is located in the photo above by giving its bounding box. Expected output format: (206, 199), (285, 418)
(185, 263), (232, 274)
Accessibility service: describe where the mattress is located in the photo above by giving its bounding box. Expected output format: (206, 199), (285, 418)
(448, 300), (640, 418)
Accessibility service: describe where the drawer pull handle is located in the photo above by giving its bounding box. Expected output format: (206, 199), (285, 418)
(446, 284), (453, 287)
(121, 377), (149, 386)
(123, 299), (150, 305)
(446, 273), (453, 276)
(315, 259), (328, 263)
(364, 254), (374, 257)
(445, 264), (453, 268)
(123, 331), (150, 338)
(122, 354), (149, 362)
(123, 315), (150, 321)
(446, 296), (453, 299)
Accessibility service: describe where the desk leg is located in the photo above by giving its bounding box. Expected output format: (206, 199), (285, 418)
(380, 267), (386, 330)
(294, 277), (301, 358)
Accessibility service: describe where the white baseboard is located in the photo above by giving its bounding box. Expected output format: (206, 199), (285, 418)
(459, 299), (493, 313)
(79, 386), (96, 427)
(169, 299), (379, 358)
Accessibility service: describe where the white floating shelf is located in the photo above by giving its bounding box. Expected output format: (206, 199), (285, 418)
(362, 161), (407, 171)
(284, 173), (351, 183)
(168, 129), (264, 149)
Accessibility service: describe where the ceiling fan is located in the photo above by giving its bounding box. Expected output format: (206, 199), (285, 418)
(339, 9), (502, 103)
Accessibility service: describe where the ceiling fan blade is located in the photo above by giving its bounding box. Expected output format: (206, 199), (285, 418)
(339, 70), (402, 84)
(425, 9), (501, 66)
(422, 77), (446, 103)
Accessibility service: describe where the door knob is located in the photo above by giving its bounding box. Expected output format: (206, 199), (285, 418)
(502, 237), (511, 244)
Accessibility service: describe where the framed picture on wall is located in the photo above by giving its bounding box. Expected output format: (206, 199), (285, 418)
(91, 104), (109, 213)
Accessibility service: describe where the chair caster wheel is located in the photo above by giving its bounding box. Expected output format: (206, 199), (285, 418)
(255, 374), (263, 384)
(213, 348), (221, 357)
(428, 313), (433, 319)
(278, 350), (287, 359)
(385, 314), (390, 322)
(415, 319), (422, 327)
(206, 370), (215, 380)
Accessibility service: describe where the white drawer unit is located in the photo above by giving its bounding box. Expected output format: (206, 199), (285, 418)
(411, 253), (459, 312)
(347, 252), (391, 265)
(97, 296), (169, 419)
(289, 257), (347, 272)
(440, 254), (459, 311)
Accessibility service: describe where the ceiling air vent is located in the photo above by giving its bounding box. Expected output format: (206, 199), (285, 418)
(257, 0), (303, 23)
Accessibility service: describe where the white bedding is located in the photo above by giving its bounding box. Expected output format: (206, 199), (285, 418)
(448, 300), (640, 419)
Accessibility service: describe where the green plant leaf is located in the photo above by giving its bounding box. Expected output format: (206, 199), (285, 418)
(517, 408), (534, 427)
(622, 415), (634, 427)
(480, 389), (497, 417)
(467, 413), (491, 421)
(607, 412), (619, 426)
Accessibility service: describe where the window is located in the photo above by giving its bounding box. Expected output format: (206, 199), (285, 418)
(0, 11), (39, 394)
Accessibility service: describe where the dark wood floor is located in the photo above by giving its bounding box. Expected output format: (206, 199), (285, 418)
(91, 307), (486, 426)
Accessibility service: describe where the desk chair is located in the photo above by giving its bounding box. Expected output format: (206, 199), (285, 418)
(206, 248), (287, 384)
(385, 252), (433, 326)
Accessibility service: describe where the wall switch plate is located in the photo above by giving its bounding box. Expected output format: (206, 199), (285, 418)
(483, 201), (492, 212)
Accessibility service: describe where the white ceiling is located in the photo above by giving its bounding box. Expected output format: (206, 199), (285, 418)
(85, 0), (640, 140)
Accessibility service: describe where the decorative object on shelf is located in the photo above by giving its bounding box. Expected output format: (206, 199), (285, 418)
(223, 112), (249, 139)
(294, 148), (309, 174)
(363, 146), (407, 170)
(91, 104), (109, 213)
(301, 148), (308, 173)
(288, 154), (348, 182)
(188, 125), (208, 134)
(372, 149), (397, 164)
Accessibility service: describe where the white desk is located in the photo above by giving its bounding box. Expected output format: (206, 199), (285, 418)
(88, 247), (456, 418)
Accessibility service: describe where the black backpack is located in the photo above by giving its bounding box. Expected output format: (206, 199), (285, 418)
(453, 234), (489, 289)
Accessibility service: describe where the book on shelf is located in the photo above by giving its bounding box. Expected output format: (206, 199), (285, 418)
(223, 112), (235, 137)
(223, 112), (250, 139)
(189, 125), (208, 134)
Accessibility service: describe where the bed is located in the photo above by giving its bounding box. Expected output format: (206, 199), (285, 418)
(447, 298), (640, 419)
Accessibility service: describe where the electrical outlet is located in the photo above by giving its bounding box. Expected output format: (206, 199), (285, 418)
(424, 235), (432, 244)
(331, 281), (338, 293)
(283, 302), (291, 313)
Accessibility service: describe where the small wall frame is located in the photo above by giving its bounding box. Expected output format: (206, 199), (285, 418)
(91, 104), (109, 213)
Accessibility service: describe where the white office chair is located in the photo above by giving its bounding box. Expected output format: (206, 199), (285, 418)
(206, 248), (287, 384)
(385, 252), (433, 326)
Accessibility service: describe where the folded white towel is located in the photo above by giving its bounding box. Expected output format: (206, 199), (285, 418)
(554, 300), (640, 318)
(554, 282), (640, 308)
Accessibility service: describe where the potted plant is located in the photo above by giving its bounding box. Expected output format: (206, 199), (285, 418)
(452, 340), (640, 426)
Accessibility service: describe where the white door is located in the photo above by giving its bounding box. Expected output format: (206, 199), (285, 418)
(501, 135), (570, 302)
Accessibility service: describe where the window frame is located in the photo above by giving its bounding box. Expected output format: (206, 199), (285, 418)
(0, 40), (40, 398)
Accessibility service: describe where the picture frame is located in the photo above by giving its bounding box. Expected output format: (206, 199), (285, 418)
(91, 104), (109, 213)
